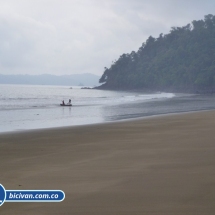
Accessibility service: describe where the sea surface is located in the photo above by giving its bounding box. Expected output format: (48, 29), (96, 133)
(1, 84), (215, 133)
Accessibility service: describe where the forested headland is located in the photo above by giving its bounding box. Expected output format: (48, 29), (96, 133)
(98, 15), (215, 93)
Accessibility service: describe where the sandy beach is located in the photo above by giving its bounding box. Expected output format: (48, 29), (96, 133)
(0, 111), (215, 215)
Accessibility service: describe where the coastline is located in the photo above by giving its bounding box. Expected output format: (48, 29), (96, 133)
(1, 110), (215, 214)
(0, 108), (214, 135)
(2, 84), (215, 134)
(95, 83), (215, 94)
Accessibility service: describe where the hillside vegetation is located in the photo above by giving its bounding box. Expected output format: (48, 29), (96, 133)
(98, 15), (215, 93)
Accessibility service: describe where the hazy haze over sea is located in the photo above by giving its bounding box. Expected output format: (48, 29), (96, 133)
(1, 84), (215, 133)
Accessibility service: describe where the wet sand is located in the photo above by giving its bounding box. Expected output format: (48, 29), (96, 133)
(0, 111), (215, 214)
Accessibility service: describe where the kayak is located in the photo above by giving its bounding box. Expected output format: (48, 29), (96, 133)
(60, 104), (72, 106)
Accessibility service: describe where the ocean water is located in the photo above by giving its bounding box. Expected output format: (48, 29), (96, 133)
(1, 84), (215, 133)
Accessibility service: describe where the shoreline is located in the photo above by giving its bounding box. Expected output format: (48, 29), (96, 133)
(2, 87), (215, 134)
(95, 83), (215, 94)
(1, 108), (215, 136)
(0, 110), (215, 214)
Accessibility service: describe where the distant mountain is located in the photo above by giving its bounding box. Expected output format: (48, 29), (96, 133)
(0, 73), (100, 86)
(98, 14), (215, 93)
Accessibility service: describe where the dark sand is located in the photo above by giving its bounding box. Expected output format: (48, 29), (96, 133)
(0, 111), (215, 214)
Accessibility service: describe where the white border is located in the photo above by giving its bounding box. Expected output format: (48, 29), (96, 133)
(5, 190), (65, 202)
(0, 184), (6, 206)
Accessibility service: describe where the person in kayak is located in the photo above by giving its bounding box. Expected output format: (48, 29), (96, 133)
(67, 99), (71, 105)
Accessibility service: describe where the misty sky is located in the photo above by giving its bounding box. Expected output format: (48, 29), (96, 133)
(0, 0), (215, 76)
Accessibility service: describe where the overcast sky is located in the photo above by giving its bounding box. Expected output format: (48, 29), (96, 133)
(0, 0), (215, 76)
